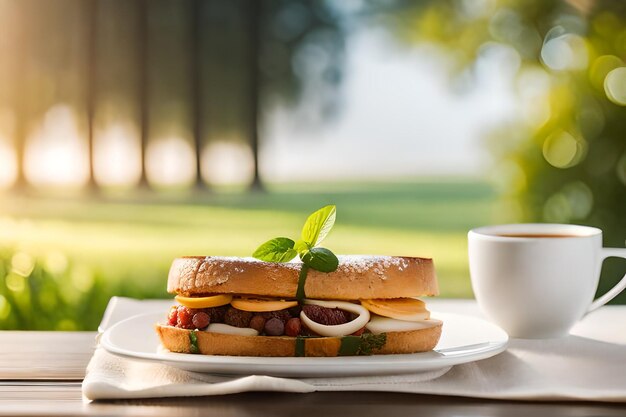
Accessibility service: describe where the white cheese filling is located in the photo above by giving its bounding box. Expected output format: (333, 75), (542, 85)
(365, 315), (442, 335)
(206, 323), (259, 336)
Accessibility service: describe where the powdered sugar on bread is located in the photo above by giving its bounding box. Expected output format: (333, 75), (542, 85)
(168, 255), (437, 299)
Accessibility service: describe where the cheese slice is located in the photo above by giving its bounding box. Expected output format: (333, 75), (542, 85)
(361, 298), (430, 322)
(175, 294), (232, 309)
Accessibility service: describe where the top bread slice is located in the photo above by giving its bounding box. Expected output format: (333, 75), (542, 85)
(168, 255), (438, 300)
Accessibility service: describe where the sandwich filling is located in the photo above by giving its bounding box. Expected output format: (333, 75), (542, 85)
(165, 295), (441, 338)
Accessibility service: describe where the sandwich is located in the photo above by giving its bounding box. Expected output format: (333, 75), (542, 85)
(155, 255), (442, 357)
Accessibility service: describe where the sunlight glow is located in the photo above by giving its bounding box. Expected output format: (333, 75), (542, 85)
(201, 141), (254, 187)
(0, 108), (17, 189)
(0, 137), (17, 189)
(24, 105), (89, 188)
(94, 122), (141, 187)
(146, 137), (195, 186)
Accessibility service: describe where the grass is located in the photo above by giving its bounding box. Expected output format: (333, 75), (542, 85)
(0, 180), (501, 330)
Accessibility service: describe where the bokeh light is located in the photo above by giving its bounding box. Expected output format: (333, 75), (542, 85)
(94, 122), (142, 188)
(604, 67), (626, 105)
(6, 272), (26, 292)
(541, 29), (588, 71)
(201, 141), (254, 187)
(24, 105), (90, 188)
(561, 181), (593, 219)
(542, 130), (586, 168)
(543, 181), (594, 223)
(458, 0), (496, 20)
(543, 192), (571, 223)
(11, 252), (35, 277)
(146, 137), (196, 187)
(589, 55), (622, 91)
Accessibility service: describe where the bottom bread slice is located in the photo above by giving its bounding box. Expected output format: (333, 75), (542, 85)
(155, 323), (443, 357)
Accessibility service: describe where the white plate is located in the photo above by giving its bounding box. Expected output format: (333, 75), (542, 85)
(100, 311), (508, 377)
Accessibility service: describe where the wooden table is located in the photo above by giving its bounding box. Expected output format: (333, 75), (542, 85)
(1, 331), (625, 416)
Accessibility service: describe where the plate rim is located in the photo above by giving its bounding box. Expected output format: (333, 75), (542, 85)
(100, 311), (508, 376)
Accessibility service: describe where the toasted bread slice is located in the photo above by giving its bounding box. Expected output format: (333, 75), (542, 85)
(155, 322), (443, 357)
(168, 255), (438, 300)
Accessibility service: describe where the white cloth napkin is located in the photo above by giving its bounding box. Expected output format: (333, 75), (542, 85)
(82, 297), (626, 402)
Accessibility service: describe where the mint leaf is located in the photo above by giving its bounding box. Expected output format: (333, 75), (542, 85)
(252, 205), (339, 274)
(300, 205), (336, 247)
(301, 247), (339, 272)
(253, 237), (298, 262)
(293, 239), (310, 255)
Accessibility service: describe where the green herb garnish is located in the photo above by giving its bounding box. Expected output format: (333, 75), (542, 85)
(358, 333), (387, 355)
(253, 205), (339, 273)
(189, 330), (199, 353)
(295, 337), (306, 357)
(338, 335), (362, 356)
(295, 264), (310, 301)
(338, 333), (387, 356)
(251, 237), (298, 262)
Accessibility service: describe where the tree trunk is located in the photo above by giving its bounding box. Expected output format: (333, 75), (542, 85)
(192, 0), (205, 191)
(247, 0), (263, 191)
(85, 0), (98, 193)
(11, 2), (28, 193)
(137, 0), (150, 189)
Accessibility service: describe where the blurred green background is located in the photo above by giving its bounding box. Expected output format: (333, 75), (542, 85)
(0, 181), (498, 329)
(0, 0), (625, 330)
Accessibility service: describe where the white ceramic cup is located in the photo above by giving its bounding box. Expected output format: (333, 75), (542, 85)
(468, 223), (626, 339)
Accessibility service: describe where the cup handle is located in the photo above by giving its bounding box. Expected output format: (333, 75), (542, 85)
(587, 248), (626, 313)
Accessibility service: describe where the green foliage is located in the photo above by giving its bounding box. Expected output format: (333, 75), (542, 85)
(0, 249), (103, 330)
(0, 249), (165, 330)
(0, 182), (500, 330)
(385, 0), (626, 303)
(260, 0), (347, 111)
